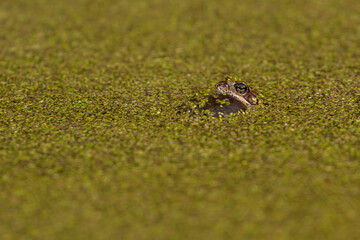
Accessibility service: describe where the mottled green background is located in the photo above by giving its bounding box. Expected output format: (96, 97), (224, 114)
(0, 0), (359, 239)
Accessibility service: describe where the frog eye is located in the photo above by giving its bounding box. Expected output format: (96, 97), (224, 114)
(234, 82), (249, 95)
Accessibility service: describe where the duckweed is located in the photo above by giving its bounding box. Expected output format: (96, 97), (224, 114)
(0, 0), (359, 239)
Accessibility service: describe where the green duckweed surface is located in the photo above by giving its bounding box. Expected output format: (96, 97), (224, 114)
(1, 0), (360, 239)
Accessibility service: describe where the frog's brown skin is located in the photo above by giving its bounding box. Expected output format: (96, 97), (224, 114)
(200, 79), (258, 117)
(225, 79), (259, 105)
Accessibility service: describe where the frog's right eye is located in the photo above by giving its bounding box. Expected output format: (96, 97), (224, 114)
(234, 82), (249, 95)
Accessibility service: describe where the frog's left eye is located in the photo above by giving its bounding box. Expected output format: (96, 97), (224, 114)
(234, 82), (249, 95)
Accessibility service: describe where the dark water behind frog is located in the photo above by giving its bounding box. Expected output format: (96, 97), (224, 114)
(198, 95), (247, 118)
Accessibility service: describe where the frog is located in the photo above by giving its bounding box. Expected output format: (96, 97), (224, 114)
(200, 76), (259, 117)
